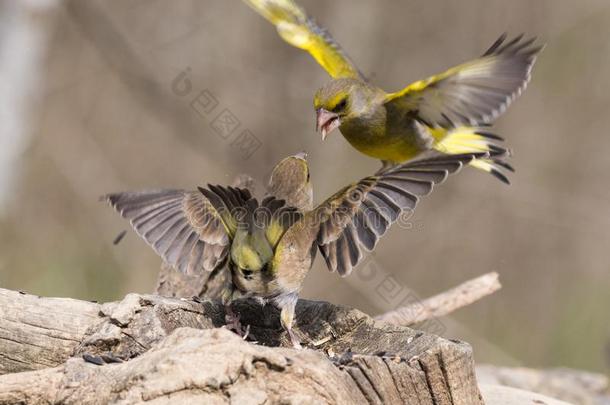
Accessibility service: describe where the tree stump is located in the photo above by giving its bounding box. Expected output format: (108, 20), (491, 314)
(0, 287), (483, 404)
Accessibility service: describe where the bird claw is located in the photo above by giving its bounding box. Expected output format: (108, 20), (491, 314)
(224, 305), (250, 339)
(288, 329), (302, 350)
(242, 324), (251, 340)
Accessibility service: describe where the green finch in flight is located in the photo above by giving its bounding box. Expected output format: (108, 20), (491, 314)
(243, 0), (543, 182)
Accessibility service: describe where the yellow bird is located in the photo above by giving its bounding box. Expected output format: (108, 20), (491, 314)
(243, 0), (543, 182)
(105, 151), (486, 348)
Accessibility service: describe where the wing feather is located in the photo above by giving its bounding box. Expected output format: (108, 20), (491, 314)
(344, 223), (363, 266)
(385, 34), (543, 128)
(352, 211), (377, 251)
(334, 234), (350, 276)
(243, 0), (362, 79)
(105, 189), (233, 275)
(314, 153), (486, 275)
(175, 232), (199, 274)
(367, 191), (401, 222)
(360, 200), (390, 235)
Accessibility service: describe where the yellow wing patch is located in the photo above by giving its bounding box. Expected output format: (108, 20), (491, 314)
(386, 64), (463, 106)
(265, 219), (286, 248)
(243, 0), (361, 79)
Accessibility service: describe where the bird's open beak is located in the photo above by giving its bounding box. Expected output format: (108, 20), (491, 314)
(316, 109), (340, 140)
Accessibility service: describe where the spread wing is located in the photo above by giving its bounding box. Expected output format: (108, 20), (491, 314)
(198, 185), (255, 236)
(314, 153), (487, 275)
(243, 0), (362, 79)
(105, 188), (250, 276)
(385, 34), (543, 128)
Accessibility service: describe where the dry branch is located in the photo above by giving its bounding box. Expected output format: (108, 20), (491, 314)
(375, 272), (501, 326)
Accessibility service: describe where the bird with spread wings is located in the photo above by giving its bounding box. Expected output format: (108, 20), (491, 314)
(243, 0), (543, 182)
(106, 151), (487, 348)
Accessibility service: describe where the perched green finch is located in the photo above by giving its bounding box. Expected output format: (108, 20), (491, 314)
(105, 151), (488, 348)
(243, 0), (543, 182)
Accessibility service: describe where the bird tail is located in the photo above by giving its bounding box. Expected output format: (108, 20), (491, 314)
(430, 126), (514, 184)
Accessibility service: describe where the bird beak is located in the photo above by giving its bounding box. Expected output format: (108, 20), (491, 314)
(294, 151), (308, 161)
(316, 109), (340, 140)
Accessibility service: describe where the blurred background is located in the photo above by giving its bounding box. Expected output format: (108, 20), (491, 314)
(1, 0), (609, 374)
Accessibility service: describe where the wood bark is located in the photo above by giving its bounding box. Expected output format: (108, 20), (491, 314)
(0, 289), (100, 374)
(0, 287), (484, 404)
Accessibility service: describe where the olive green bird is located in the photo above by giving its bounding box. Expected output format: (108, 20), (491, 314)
(105, 151), (486, 348)
(243, 0), (543, 182)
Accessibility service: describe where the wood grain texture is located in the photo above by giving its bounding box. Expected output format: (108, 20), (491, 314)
(0, 288), (100, 374)
(0, 287), (483, 404)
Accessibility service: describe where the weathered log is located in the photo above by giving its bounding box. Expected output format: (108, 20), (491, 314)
(0, 287), (484, 404)
(0, 289), (100, 374)
(0, 327), (475, 405)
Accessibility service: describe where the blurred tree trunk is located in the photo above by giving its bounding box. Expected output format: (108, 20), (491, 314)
(0, 0), (58, 213)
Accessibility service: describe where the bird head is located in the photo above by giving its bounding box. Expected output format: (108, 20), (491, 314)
(268, 152), (313, 211)
(314, 78), (378, 140)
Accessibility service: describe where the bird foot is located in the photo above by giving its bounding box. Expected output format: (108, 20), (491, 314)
(287, 329), (302, 350)
(224, 304), (250, 338)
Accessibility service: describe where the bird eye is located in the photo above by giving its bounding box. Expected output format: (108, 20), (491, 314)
(242, 269), (253, 277)
(333, 98), (348, 112)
